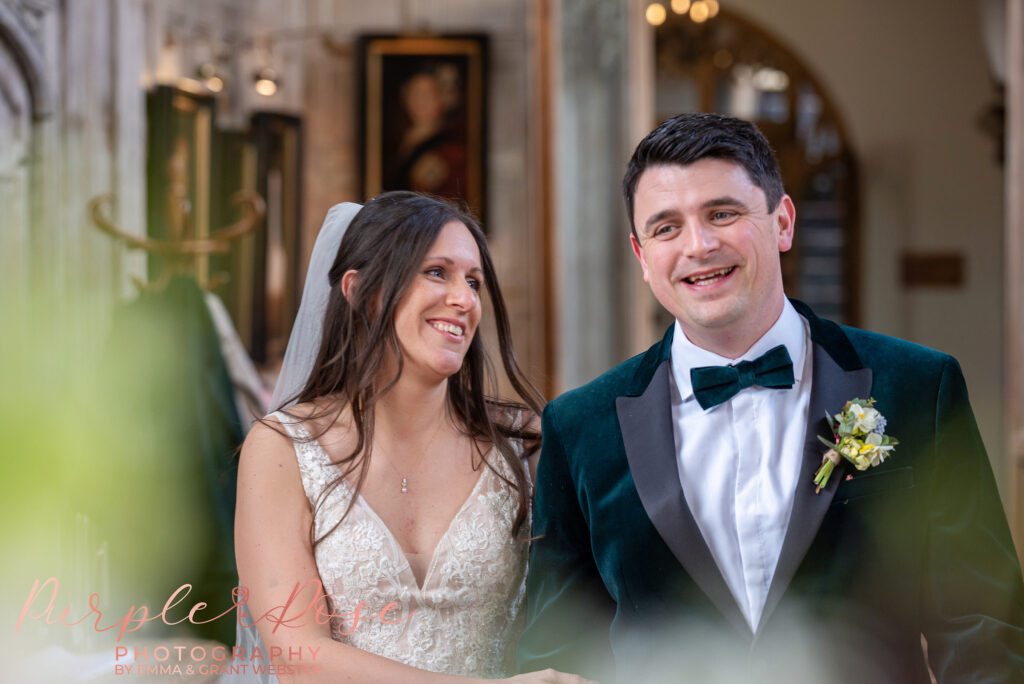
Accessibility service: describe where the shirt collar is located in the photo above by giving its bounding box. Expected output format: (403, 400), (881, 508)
(670, 298), (808, 404)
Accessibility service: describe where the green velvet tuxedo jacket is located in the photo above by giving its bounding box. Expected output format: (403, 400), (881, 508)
(518, 301), (1024, 683)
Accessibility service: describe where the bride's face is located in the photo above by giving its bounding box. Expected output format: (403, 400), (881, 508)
(391, 221), (483, 384)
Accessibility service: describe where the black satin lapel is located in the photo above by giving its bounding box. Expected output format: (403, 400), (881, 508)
(756, 342), (872, 635)
(616, 360), (751, 638)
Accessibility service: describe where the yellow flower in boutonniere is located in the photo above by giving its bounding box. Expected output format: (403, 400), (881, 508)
(814, 398), (899, 493)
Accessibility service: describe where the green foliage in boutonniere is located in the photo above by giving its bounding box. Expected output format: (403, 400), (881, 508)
(814, 398), (899, 493)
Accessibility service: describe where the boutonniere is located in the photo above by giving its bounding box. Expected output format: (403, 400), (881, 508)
(814, 398), (899, 493)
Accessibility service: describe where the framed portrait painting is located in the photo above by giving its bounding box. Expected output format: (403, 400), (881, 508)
(359, 35), (488, 222)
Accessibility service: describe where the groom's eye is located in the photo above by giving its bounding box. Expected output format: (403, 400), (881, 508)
(652, 224), (679, 239)
(710, 210), (738, 223)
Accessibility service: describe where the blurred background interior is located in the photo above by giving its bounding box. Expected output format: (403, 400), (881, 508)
(2, 0), (1024, 675)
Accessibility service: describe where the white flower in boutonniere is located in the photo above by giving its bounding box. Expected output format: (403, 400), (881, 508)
(813, 397), (899, 493)
(848, 402), (880, 433)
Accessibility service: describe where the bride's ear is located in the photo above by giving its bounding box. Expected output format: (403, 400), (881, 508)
(340, 269), (359, 303)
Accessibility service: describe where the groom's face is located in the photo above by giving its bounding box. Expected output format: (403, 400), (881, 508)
(630, 158), (795, 354)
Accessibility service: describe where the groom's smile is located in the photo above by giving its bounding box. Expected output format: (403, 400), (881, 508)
(681, 264), (737, 289)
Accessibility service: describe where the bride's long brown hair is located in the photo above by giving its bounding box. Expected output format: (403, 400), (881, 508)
(278, 191), (543, 546)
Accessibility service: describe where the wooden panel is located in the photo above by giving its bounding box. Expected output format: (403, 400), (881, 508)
(900, 252), (965, 287)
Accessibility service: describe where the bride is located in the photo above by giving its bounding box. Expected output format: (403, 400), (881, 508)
(233, 192), (588, 683)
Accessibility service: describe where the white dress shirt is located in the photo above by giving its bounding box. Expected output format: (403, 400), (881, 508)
(669, 299), (813, 630)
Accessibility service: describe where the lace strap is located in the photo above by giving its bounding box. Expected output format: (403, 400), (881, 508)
(268, 410), (341, 509)
(269, 409), (314, 439)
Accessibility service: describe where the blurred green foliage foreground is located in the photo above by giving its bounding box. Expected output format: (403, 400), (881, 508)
(1, 280), (240, 657)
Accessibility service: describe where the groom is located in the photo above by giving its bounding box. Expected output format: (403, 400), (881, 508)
(518, 113), (1024, 683)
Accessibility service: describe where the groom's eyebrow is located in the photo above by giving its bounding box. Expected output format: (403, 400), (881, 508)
(702, 196), (748, 210)
(642, 209), (681, 234)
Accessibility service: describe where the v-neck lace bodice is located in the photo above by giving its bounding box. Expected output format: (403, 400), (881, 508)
(275, 412), (529, 677)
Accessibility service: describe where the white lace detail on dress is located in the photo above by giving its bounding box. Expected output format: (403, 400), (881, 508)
(273, 412), (529, 678)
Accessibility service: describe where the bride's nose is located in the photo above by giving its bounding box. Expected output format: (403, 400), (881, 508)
(446, 278), (477, 311)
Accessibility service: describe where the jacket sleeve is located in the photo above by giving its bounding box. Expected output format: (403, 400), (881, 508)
(516, 403), (617, 682)
(923, 357), (1024, 682)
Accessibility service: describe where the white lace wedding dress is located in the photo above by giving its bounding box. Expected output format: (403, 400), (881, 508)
(228, 412), (530, 682)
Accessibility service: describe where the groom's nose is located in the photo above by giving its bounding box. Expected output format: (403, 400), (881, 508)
(681, 221), (721, 259)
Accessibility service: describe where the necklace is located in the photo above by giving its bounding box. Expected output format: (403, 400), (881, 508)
(380, 417), (446, 494)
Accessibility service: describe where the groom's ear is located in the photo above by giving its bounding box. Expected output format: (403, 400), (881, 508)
(630, 233), (650, 283)
(776, 194), (796, 253)
(340, 269), (359, 303)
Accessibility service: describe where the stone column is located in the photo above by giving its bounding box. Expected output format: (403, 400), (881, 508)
(1006, 0), (1024, 559)
(555, 0), (636, 390)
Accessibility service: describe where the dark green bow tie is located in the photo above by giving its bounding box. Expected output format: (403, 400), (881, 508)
(689, 345), (795, 410)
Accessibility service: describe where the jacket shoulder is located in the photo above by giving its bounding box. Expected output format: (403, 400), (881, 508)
(837, 324), (961, 384)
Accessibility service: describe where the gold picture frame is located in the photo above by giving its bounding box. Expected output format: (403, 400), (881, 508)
(360, 35), (487, 222)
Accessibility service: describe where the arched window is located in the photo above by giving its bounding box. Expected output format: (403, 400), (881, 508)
(0, 3), (51, 290)
(654, 8), (859, 325)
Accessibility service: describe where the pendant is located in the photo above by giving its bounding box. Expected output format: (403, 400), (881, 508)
(400, 477), (408, 494)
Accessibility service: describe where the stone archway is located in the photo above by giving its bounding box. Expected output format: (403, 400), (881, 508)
(0, 0), (54, 289)
(0, 1), (53, 119)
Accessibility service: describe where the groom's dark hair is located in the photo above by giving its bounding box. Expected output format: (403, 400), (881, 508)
(622, 112), (785, 238)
